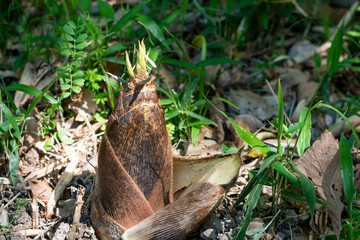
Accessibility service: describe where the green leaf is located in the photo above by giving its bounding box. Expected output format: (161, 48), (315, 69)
(297, 108), (311, 156)
(135, 13), (170, 50)
(62, 33), (74, 41)
(285, 122), (305, 135)
(79, 0), (92, 12)
(272, 161), (299, 186)
(63, 25), (75, 35)
(76, 42), (87, 50)
(298, 171), (316, 219)
(327, 23), (344, 73)
(8, 139), (19, 185)
(72, 86), (82, 93)
(183, 111), (217, 126)
(60, 49), (72, 56)
(73, 70), (84, 78)
(67, 21), (76, 29)
(44, 136), (54, 151)
(277, 79), (284, 155)
(56, 127), (74, 145)
(230, 119), (270, 155)
(61, 84), (72, 90)
(165, 109), (181, 121)
(112, 0), (149, 33)
(3, 84), (58, 104)
(0, 102), (21, 141)
(160, 99), (174, 106)
(191, 126), (200, 144)
(98, 0), (114, 19)
(73, 79), (85, 86)
(181, 77), (199, 108)
(76, 33), (88, 43)
(195, 57), (245, 67)
(339, 133), (355, 204)
(62, 91), (71, 98)
(0, 117), (22, 136)
(259, 152), (278, 174)
(102, 44), (128, 56)
(314, 52), (321, 70)
(161, 58), (204, 73)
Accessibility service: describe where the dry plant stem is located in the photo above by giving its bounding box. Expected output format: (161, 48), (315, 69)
(46, 155), (79, 218)
(68, 186), (85, 240)
(25, 158), (68, 181)
(32, 198), (39, 226)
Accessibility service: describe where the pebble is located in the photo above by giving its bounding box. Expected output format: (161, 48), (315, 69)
(217, 232), (232, 240)
(200, 228), (217, 240)
(52, 222), (70, 240)
(203, 214), (224, 233)
(222, 214), (236, 230)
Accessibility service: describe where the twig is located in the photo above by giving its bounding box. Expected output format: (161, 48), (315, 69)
(0, 192), (21, 213)
(68, 186), (85, 240)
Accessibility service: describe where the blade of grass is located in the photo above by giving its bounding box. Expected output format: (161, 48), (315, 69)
(161, 58), (204, 73)
(3, 84), (58, 104)
(277, 79), (284, 155)
(0, 102), (21, 141)
(195, 57), (245, 67)
(135, 13), (170, 50)
(339, 133), (355, 204)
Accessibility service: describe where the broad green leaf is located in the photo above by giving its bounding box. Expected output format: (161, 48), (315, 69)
(60, 49), (71, 56)
(73, 70), (84, 78)
(72, 86), (82, 93)
(327, 24), (344, 73)
(76, 42), (87, 50)
(230, 119), (270, 155)
(112, 0), (149, 33)
(3, 84), (57, 104)
(73, 79), (85, 86)
(160, 99), (174, 106)
(56, 127), (74, 145)
(297, 108), (311, 156)
(0, 102), (21, 141)
(195, 57), (245, 67)
(286, 122), (305, 135)
(135, 13), (170, 50)
(61, 33), (74, 41)
(63, 25), (75, 35)
(191, 126), (200, 144)
(61, 84), (72, 90)
(98, 0), (114, 19)
(281, 190), (327, 206)
(76, 33), (88, 43)
(67, 21), (76, 29)
(339, 133), (355, 204)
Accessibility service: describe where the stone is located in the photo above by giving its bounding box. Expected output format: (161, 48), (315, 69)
(222, 213), (236, 230)
(200, 228), (217, 240)
(203, 214), (224, 233)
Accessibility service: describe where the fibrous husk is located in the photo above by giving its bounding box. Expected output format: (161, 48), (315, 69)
(91, 41), (241, 240)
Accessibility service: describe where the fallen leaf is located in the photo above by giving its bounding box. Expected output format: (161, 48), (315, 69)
(28, 178), (52, 201)
(297, 81), (318, 106)
(294, 131), (343, 238)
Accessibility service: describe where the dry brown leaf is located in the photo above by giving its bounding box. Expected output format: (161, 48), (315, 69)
(28, 178), (52, 201)
(295, 131), (343, 238)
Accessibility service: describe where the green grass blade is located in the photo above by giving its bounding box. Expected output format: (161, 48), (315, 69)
(112, 1), (149, 33)
(9, 139), (19, 185)
(183, 110), (217, 126)
(312, 103), (360, 151)
(327, 23), (344, 74)
(277, 79), (284, 155)
(230, 119), (270, 155)
(272, 161), (299, 186)
(161, 58), (204, 73)
(181, 77), (199, 108)
(339, 133), (355, 204)
(297, 108), (311, 156)
(164, 109), (181, 121)
(0, 102), (21, 141)
(195, 57), (245, 67)
(237, 168), (270, 239)
(259, 152), (278, 174)
(298, 171), (316, 219)
(136, 13), (170, 50)
(25, 67), (68, 120)
(4, 84), (58, 104)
